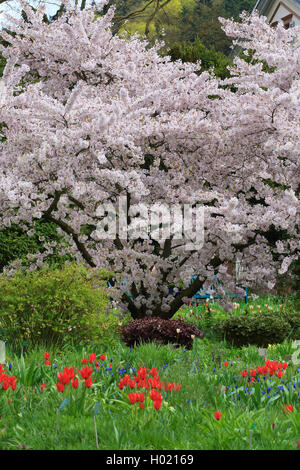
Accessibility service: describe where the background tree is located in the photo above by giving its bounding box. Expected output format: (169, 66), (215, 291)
(173, 0), (257, 55)
(168, 36), (231, 79)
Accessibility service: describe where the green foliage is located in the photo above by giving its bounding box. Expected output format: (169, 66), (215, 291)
(104, 0), (257, 55)
(0, 263), (119, 350)
(0, 219), (72, 272)
(223, 0), (257, 18)
(0, 54), (6, 77)
(218, 312), (299, 348)
(167, 37), (231, 79)
(181, 0), (230, 54)
(294, 260), (300, 312)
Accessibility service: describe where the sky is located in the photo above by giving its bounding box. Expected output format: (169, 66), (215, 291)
(0, 0), (95, 27)
(0, 1), (62, 26)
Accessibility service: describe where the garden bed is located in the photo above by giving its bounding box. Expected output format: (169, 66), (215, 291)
(0, 330), (299, 450)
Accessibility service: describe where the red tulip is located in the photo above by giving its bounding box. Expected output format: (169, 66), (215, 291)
(71, 378), (79, 389)
(153, 399), (162, 410)
(214, 411), (222, 421)
(149, 368), (158, 377)
(57, 366), (76, 385)
(89, 353), (96, 364)
(128, 379), (136, 389)
(284, 404), (293, 414)
(137, 392), (145, 402)
(149, 389), (162, 402)
(128, 393), (137, 405)
(84, 377), (93, 388)
(57, 382), (64, 393)
(2, 379), (10, 390)
(78, 366), (93, 379)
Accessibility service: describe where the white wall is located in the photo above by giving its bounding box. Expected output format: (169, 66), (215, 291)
(267, 0), (300, 26)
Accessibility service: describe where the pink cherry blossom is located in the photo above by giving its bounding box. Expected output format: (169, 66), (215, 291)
(0, 3), (298, 319)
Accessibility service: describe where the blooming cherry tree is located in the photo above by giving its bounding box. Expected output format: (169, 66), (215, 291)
(0, 2), (298, 318)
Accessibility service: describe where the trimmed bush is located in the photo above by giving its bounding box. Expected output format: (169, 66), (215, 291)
(282, 312), (300, 340)
(120, 317), (204, 350)
(0, 263), (118, 349)
(218, 312), (293, 348)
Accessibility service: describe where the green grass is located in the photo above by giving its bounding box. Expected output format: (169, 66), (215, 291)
(1, 330), (299, 450)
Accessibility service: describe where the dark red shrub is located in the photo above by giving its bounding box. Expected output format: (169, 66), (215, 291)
(120, 317), (204, 350)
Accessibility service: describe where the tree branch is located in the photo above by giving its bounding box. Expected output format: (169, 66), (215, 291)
(44, 214), (96, 267)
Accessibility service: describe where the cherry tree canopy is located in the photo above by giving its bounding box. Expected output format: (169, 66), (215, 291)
(0, 2), (298, 318)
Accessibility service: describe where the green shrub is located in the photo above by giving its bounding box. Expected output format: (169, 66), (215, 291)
(218, 312), (292, 348)
(0, 263), (120, 350)
(282, 312), (300, 340)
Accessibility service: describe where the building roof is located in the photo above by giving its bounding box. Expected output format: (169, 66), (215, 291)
(255, 0), (300, 16)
